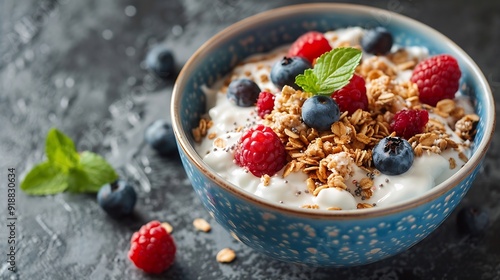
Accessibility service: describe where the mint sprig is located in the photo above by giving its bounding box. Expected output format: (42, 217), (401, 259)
(21, 128), (118, 195)
(295, 47), (362, 95)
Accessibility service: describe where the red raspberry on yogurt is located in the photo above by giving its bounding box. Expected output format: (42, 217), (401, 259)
(411, 54), (461, 106)
(234, 124), (286, 177)
(287, 31), (332, 63)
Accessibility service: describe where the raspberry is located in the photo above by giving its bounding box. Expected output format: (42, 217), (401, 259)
(234, 124), (286, 177)
(331, 74), (368, 114)
(128, 220), (176, 274)
(410, 54), (461, 106)
(256, 91), (275, 118)
(287, 31), (332, 63)
(390, 109), (429, 139)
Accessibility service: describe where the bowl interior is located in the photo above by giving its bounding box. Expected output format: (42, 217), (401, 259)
(172, 3), (494, 216)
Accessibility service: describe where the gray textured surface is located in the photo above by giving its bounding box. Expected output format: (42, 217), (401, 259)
(0, 0), (499, 279)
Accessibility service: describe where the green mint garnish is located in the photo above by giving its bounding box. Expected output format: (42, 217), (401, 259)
(295, 47), (362, 95)
(21, 128), (118, 195)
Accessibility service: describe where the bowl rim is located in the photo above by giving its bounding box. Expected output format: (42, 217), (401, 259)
(172, 3), (495, 220)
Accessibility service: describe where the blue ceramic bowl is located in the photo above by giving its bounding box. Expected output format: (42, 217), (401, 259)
(171, 3), (494, 266)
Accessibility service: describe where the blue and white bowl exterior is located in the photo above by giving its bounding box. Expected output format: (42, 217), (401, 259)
(172, 4), (494, 266)
(180, 153), (482, 266)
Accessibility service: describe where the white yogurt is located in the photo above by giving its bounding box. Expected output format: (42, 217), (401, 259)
(195, 27), (472, 210)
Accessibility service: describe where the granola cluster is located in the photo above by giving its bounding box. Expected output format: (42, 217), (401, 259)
(262, 82), (477, 206)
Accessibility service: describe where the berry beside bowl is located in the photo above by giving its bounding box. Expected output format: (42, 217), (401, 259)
(97, 180), (137, 218)
(171, 3), (494, 266)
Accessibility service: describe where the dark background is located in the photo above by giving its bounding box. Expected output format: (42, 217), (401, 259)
(1, 0), (499, 279)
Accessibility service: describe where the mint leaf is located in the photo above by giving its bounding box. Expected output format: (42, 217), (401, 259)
(66, 167), (92, 193)
(20, 162), (69, 195)
(76, 151), (119, 193)
(46, 128), (79, 171)
(295, 47), (362, 95)
(295, 69), (320, 94)
(21, 128), (119, 196)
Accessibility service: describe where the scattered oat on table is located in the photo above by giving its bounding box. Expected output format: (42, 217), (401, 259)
(193, 218), (211, 232)
(161, 222), (173, 234)
(216, 248), (236, 263)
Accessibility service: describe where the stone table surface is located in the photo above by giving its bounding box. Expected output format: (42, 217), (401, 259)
(1, 0), (499, 279)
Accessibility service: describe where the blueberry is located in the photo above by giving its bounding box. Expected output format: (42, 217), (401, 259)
(372, 136), (414, 175)
(270, 56), (312, 90)
(361, 27), (394, 55)
(97, 180), (137, 217)
(301, 95), (340, 131)
(145, 119), (178, 156)
(457, 206), (489, 236)
(227, 78), (261, 107)
(145, 45), (176, 78)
